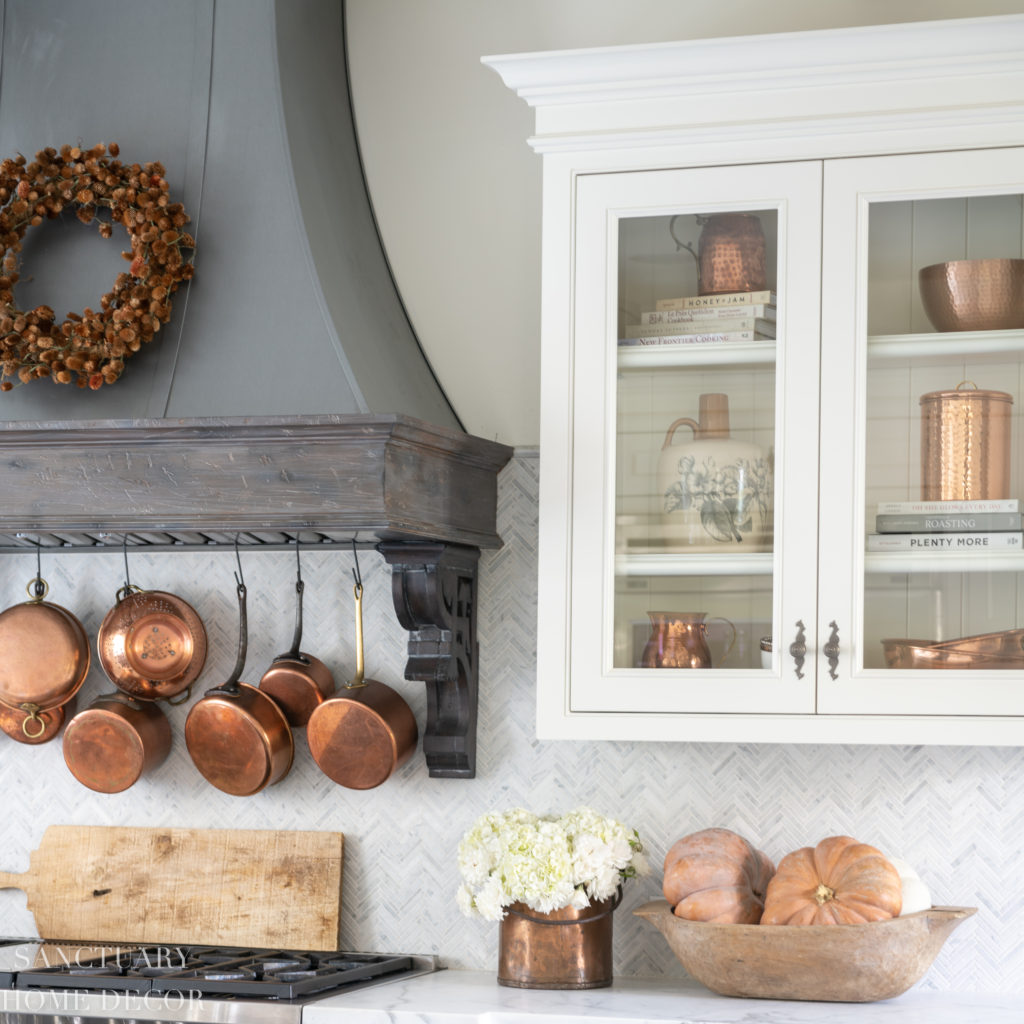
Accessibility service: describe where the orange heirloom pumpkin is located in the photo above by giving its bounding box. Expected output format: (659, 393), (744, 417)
(761, 835), (902, 925)
(662, 827), (775, 924)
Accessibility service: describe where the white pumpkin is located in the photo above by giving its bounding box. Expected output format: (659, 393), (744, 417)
(888, 856), (932, 915)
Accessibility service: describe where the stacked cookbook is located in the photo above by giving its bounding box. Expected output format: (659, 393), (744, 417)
(866, 498), (1024, 551)
(619, 288), (777, 347)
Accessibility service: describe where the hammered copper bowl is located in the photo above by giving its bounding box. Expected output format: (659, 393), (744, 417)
(919, 258), (1024, 332)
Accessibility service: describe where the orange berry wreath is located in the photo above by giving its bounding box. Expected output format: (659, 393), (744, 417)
(0, 142), (195, 390)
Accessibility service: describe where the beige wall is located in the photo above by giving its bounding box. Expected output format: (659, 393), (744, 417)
(346, 0), (1024, 445)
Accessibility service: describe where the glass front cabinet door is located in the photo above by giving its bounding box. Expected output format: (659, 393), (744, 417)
(484, 15), (1024, 744)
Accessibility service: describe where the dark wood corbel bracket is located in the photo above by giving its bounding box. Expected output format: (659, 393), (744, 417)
(378, 541), (481, 779)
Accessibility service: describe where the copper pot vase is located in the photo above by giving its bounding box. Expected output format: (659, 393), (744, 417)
(497, 889), (620, 990)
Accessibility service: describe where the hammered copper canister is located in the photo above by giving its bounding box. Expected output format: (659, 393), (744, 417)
(920, 381), (1013, 501)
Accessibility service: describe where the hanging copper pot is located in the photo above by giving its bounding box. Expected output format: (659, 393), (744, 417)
(0, 571), (90, 739)
(307, 573), (417, 790)
(185, 575), (294, 796)
(0, 696), (75, 745)
(97, 586), (208, 703)
(62, 692), (172, 793)
(258, 550), (334, 726)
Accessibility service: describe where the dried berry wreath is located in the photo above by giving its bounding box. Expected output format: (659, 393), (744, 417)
(0, 142), (195, 390)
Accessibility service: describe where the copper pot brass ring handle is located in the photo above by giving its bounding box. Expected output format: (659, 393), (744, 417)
(19, 703), (45, 739)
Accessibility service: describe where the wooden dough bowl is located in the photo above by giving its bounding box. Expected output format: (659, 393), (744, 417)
(634, 899), (976, 1003)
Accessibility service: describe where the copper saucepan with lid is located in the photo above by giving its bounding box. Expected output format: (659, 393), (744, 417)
(307, 558), (417, 790)
(62, 691), (172, 793)
(0, 565), (90, 741)
(185, 565), (294, 797)
(97, 584), (208, 703)
(259, 546), (335, 726)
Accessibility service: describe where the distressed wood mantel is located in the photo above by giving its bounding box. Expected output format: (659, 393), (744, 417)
(0, 413), (514, 779)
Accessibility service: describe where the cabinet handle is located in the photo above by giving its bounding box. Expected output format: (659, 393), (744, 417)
(824, 620), (840, 680)
(789, 620), (806, 680)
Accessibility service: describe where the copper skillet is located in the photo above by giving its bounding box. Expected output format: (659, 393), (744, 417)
(259, 548), (334, 726)
(0, 571), (90, 741)
(185, 574), (294, 796)
(97, 585), (208, 703)
(307, 566), (417, 790)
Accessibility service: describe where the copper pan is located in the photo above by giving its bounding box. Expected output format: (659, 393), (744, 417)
(307, 574), (417, 790)
(185, 576), (294, 796)
(259, 550), (334, 726)
(97, 586), (208, 703)
(0, 572), (90, 729)
(0, 695), (76, 745)
(62, 692), (171, 793)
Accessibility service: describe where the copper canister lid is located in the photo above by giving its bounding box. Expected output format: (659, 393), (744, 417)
(919, 386), (1013, 405)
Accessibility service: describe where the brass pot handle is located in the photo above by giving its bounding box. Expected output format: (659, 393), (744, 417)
(20, 703), (45, 739)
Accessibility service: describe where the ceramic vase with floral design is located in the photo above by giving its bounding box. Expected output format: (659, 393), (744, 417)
(656, 393), (773, 551)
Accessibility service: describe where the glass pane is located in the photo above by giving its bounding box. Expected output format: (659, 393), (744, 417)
(863, 191), (1024, 670)
(612, 209), (778, 670)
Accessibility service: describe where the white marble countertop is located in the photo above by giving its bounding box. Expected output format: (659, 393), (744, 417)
(304, 969), (1024, 1023)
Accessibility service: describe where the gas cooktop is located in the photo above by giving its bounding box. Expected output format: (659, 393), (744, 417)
(0, 939), (440, 1023)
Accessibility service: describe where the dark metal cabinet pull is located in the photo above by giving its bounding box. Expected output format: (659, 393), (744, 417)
(789, 620), (807, 679)
(824, 621), (840, 680)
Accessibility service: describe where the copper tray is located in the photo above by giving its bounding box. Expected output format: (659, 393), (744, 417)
(881, 634), (1024, 670)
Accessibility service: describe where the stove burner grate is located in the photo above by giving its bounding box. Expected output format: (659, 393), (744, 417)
(15, 944), (415, 1000)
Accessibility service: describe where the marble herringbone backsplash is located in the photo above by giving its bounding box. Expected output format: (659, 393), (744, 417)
(0, 449), (1020, 992)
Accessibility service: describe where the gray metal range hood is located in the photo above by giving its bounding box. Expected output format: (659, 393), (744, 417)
(0, 0), (508, 779)
(0, 0), (456, 428)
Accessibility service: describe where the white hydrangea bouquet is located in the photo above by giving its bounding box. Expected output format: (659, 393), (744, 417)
(456, 806), (649, 922)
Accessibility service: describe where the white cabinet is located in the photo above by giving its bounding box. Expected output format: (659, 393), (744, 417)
(484, 14), (1024, 744)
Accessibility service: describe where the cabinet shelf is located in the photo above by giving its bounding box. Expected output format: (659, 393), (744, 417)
(864, 549), (1024, 574)
(616, 552), (773, 576)
(868, 329), (1024, 366)
(617, 339), (775, 370)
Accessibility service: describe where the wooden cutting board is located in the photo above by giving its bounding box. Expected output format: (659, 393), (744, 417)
(0, 825), (344, 949)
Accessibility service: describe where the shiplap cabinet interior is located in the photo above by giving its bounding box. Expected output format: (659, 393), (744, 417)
(484, 14), (1024, 744)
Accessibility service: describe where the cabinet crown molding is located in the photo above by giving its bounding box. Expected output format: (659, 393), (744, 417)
(483, 14), (1024, 156)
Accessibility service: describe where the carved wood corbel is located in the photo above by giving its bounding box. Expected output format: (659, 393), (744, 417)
(378, 541), (481, 779)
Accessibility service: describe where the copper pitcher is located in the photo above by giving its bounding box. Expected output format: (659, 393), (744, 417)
(640, 611), (736, 669)
(670, 213), (767, 295)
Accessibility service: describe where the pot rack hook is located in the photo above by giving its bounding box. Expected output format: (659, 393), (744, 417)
(351, 539), (362, 594)
(121, 533), (133, 593)
(233, 533), (245, 595)
(18, 535), (47, 601)
(295, 535), (304, 594)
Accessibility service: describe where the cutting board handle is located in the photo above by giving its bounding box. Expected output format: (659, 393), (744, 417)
(0, 871), (28, 891)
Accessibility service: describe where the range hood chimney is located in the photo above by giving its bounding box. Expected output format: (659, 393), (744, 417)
(0, 0), (458, 427)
